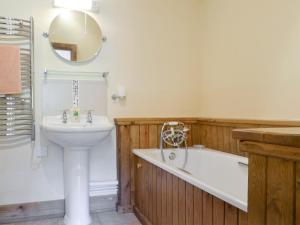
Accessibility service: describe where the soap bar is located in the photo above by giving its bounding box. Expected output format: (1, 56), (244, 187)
(70, 107), (80, 123)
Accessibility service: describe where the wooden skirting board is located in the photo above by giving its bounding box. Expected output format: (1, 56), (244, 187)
(0, 195), (116, 224)
(115, 117), (300, 214)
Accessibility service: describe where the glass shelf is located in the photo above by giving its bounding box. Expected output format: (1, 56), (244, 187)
(43, 68), (109, 81)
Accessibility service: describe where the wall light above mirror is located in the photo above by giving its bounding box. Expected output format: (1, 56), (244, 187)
(53, 0), (99, 12)
(47, 10), (104, 63)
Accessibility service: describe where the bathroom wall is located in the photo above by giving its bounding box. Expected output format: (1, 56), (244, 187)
(196, 0), (300, 120)
(3, 0), (297, 206)
(0, 0), (202, 205)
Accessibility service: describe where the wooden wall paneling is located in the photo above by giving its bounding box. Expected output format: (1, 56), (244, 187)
(116, 125), (121, 207)
(234, 126), (300, 225)
(116, 118), (300, 225)
(199, 125), (209, 147)
(207, 125), (214, 148)
(134, 156), (140, 210)
(238, 210), (248, 225)
(224, 203), (238, 225)
(116, 118), (300, 127)
(296, 163), (300, 225)
(217, 126), (224, 150)
(248, 154), (267, 225)
(213, 197), (225, 225)
(133, 155), (247, 225)
(148, 125), (158, 148)
(130, 125), (140, 207)
(137, 158), (142, 214)
(186, 183), (194, 225)
(151, 163), (157, 225)
(202, 192), (213, 225)
(230, 127), (238, 155)
(172, 176), (179, 225)
(166, 173), (173, 225)
(139, 125), (149, 217)
(239, 141), (300, 162)
(145, 161), (151, 220)
(118, 125), (131, 212)
(206, 125), (212, 148)
(148, 162), (153, 222)
(211, 126), (218, 149)
(156, 168), (162, 225)
(147, 162), (153, 223)
(192, 124), (201, 145)
(157, 124), (163, 149)
(140, 159), (146, 216)
(186, 124), (193, 147)
(266, 157), (294, 225)
(140, 125), (149, 149)
(178, 179), (186, 225)
(161, 170), (167, 225)
(144, 160), (150, 218)
(193, 187), (203, 225)
(223, 127), (231, 153)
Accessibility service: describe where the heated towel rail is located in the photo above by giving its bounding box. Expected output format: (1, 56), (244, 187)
(0, 16), (35, 142)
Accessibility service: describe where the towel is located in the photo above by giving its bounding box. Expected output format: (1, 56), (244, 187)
(0, 45), (21, 94)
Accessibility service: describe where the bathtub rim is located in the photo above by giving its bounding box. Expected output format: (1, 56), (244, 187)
(133, 148), (248, 212)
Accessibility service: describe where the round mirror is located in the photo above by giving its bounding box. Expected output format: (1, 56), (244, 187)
(48, 11), (103, 63)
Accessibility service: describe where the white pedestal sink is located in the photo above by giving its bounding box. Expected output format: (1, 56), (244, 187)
(41, 115), (114, 225)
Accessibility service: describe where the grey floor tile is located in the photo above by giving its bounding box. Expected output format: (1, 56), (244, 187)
(97, 212), (141, 225)
(57, 213), (100, 225)
(5, 212), (141, 225)
(14, 218), (59, 225)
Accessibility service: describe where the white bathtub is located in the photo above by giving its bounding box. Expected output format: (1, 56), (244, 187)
(133, 147), (248, 212)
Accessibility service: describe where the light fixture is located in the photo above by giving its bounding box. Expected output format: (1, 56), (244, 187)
(53, 0), (98, 11)
(112, 85), (126, 101)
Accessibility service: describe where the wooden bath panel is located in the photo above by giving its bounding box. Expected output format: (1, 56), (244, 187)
(133, 156), (248, 225)
(115, 117), (300, 213)
(116, 118), (199, 213)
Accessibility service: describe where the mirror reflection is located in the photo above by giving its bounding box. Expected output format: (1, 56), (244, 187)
(48, 11), (103, 62)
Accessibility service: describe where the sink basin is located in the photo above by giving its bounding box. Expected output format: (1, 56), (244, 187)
(41, 115), (114, 225)
(42, 115), (114, 147)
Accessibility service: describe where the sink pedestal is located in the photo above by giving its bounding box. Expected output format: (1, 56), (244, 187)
(41, 115), (114, 225)
(63, 147), (91, 225)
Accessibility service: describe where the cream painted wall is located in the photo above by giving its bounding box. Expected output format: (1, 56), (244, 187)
(106, 0), (202, 117)
(0, 0), (202, 205)
(197, 0), (300, 120)
(3, 0), (299, 206)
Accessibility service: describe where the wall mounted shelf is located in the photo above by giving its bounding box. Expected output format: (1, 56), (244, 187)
(43, 68), (109, 81)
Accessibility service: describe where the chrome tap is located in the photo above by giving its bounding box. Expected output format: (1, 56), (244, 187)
(62, 109), (69, 123)
(160, 121), (189, 164)
(87, 110), (94, 123)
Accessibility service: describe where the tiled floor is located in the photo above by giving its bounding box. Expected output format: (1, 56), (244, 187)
(4, 212), (141, 225)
